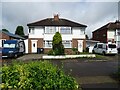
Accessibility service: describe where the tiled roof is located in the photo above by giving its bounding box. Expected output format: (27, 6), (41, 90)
(27, 18), (87, 27)
(0, 30), (25, 39)
(93, 20), (120, 33)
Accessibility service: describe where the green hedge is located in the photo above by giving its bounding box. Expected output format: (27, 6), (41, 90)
(1, 61), (79, 90)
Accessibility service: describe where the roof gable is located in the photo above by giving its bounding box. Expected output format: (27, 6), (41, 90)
(92, 21), (120, 33)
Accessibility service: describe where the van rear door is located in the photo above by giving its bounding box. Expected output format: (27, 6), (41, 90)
(108, 44), (117, 54)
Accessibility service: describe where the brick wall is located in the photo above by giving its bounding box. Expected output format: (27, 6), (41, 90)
(92, 29), (107, 43)
(1, 32), (14, 40)
(28, 38), (43, 53)
(72, 39), (86, 50)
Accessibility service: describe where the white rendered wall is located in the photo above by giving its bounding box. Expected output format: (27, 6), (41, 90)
(72, 27), (85, 39)
(29, 27), (44, 38)
(29, 26), (86, 40)
(24, 39), (28, 53)
(107, 30), (115, 39)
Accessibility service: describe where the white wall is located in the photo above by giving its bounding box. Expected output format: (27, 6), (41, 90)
(29, 26), (86, 40)
(29, 27), (44, 38)
(24, 39), (28, 53)
(0, 39), (2, 47)
(72, 27), (85, 39)
(107, 30), (115, 39)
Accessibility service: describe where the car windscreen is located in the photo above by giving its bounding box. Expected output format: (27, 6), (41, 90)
(3, 43), (16, 48)
(108, 44), (116, 48)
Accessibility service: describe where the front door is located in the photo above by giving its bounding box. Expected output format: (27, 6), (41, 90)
(31, 40), (38, 53)
(78, 40), (83, 52)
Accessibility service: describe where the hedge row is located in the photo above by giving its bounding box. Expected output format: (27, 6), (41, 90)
(1, 61), (79, 90)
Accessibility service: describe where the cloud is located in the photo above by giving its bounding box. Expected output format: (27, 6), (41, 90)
(1, 0), (120, 2)
(2, 2), (118, 38)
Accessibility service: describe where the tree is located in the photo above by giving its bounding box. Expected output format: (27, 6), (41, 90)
(52, 32), (64, 55)
(15, 26), (25, 36)
(2, 29), (9, 32)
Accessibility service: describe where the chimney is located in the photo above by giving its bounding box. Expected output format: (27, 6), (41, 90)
(54, 14), (59, 21)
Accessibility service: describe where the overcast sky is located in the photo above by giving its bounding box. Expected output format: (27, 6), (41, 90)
(0, 0), (120, 38)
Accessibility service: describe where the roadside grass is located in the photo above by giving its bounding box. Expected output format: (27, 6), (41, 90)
(95, 54), (108, 59)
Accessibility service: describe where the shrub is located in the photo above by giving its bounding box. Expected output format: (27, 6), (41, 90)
(72, 48), (78, 54)
(1, 61), (79, 89)
(52, 32), (65, 55)
(48, 50), (54, 55)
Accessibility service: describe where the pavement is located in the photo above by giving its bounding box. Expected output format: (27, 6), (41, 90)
(1, 54), (120, 89)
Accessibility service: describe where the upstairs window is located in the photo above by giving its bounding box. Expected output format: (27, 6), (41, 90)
(29, 27), (34, 34)
(45, 27), (56, 34)
(60, 27), (72, 34)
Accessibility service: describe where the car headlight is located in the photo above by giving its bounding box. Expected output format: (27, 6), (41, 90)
(9, 51), (14, 53)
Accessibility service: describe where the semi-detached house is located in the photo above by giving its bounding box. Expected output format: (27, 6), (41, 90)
(27, 15), (87, 54)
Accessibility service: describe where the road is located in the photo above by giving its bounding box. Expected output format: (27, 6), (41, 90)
(50, 55), (119, 89)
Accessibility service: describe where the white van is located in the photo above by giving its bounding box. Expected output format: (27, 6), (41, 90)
(92, 43), (118, 55)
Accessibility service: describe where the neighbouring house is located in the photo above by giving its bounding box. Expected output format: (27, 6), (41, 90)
(27, 15), (87, 54)
(0, 30), (25, 48)
(92, 20), (120, 48)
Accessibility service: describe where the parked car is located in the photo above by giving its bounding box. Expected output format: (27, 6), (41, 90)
(2, 40), (25, 58)
(92, 43), (118, 55)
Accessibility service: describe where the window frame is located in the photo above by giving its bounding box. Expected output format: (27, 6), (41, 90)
(45, 27), (56, 34)
(60, 27), (72, 34)
(62, 40), (72, 48)
(29, 27), (35, 34)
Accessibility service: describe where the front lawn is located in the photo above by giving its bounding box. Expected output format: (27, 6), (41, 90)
(1, 60), (79, 90)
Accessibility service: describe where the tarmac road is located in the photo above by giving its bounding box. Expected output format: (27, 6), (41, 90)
(50, 54), (119, 89)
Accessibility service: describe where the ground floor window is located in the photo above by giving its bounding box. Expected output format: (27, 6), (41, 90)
(62, 41), (72, 48)
(44, 40), (72, 48)
(44, 41), (52, 48)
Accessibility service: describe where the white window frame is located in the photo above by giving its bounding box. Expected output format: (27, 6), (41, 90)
(60, 27), (72, 34)
(44, 40), (52, 48)
(29, 27), (35, 34)
(62, 40), (72, 48)
(45, 27), (56, 34)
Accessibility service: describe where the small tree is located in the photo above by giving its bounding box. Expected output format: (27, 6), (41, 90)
(52, 32), (64, 55)
(15, 26), (25, 36)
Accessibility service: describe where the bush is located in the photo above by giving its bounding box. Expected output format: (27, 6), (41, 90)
(1, 61), (79, 89)
(48, 50), (54, 55)
(52, 32), (65, 55)
(72, 48), (78, 54)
